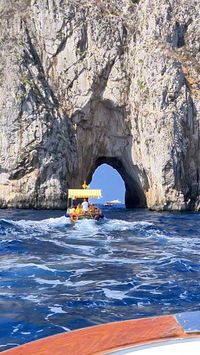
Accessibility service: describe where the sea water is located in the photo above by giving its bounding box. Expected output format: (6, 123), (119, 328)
(0, 207), (200, 351)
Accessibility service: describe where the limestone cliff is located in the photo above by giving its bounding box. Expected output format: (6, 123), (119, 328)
(0, 0), (199, 210)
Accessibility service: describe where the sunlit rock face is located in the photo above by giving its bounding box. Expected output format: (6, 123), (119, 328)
(0, 0), (200, 209)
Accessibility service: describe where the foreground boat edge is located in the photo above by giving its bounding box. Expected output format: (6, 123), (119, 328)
(2, 312), (200, 354)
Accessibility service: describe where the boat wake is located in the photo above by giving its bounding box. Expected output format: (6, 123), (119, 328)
(0, 216), (167, 240)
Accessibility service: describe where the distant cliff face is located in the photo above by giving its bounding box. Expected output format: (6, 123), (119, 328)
(0, 0), (200, 210)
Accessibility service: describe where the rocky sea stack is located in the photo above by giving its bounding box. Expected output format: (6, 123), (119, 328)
(0, 0), (199, 210)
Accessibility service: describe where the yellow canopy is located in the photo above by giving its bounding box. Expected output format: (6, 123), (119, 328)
(68, 189), (102, 199)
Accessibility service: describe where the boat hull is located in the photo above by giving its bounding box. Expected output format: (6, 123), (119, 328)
(65, 213), (104, 223)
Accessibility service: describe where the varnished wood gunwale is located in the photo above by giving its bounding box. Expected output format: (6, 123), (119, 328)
(2, 315), (187, 355)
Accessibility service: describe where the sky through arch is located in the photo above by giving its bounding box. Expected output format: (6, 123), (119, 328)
(89, 164), (125, 204)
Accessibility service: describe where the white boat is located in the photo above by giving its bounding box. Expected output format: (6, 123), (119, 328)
(105, 199), (121, 206)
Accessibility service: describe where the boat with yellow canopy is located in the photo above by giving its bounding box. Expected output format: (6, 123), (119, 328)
(65, 182), (104, 223)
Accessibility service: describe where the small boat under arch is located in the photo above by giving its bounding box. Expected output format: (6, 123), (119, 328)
(66, 186), (104, 223)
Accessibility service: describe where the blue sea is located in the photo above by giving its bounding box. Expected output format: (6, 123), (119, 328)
(0, 207), (200, 351)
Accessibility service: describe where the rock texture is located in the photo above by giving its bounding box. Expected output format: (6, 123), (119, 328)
(0, 0), (200, 209)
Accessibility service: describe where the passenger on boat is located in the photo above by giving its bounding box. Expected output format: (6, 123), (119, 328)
(82, 198), (89, 213)
(88, 204), (101, 219)
(67, 206), (76, 214)
(94, 207), (101, 219)
(88, 204), (96, 214)
(76, 204), (82, 215)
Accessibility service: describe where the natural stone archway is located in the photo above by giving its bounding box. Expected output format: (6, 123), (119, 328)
(88, 158), (147, 208)
(0, 0), (200, 210)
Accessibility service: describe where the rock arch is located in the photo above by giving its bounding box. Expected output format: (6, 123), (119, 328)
(87, 157), (147, 209)
(0, 0), (199, 210)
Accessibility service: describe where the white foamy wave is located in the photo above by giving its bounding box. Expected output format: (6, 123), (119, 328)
(40, 216), (72, 227)
(1, 216), (71, 234)
(49, 306), (66, 314)
(6, 262), (57, 273)
(35, 277), (63, 286)
(103, 219), (154, 232)
(71, 218), (101, 238)
(22, 294), (46, 303)
(145, 229), (168, 239)
(102, 219), (169, 240)
(103, 288), (127, 300)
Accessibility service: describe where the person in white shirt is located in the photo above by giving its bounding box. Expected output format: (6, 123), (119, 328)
(81, 198), (89, 213)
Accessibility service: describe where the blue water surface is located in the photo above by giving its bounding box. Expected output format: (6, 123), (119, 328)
(0, 207), (200, 351)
